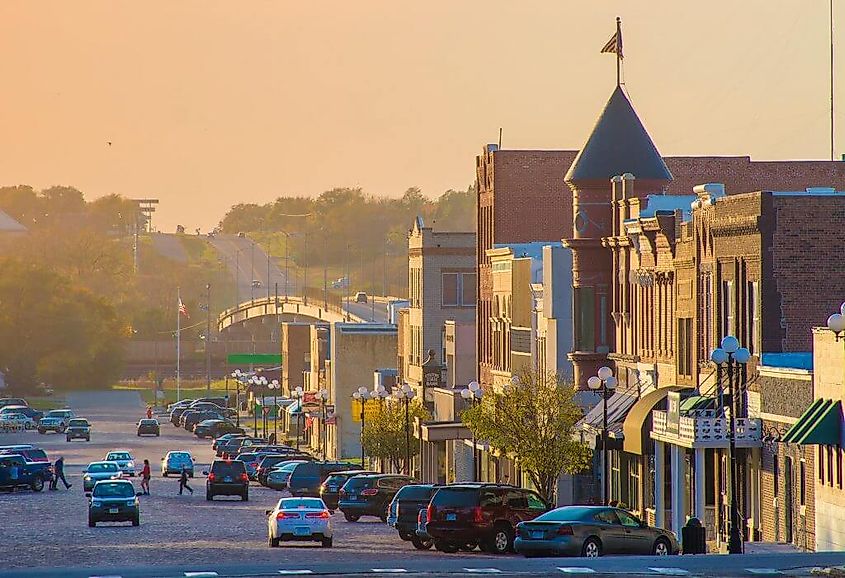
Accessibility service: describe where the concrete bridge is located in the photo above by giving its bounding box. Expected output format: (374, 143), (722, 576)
(217, 294), (366, 333)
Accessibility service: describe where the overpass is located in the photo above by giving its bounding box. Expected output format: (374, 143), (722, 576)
(218, 294), (365, 333)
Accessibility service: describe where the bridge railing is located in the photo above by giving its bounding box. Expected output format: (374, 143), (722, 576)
(217, 293), (364, 331)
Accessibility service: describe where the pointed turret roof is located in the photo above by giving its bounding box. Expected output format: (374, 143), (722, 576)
(565, 86), (672, 183)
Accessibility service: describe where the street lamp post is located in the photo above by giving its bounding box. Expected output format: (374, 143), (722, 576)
(588, 366), (618, 506)
(230, 369), (244, 427)
(248, 376), (258, 434)
(315, 388), (329, 459)
(256, 376), (269, 435)
(269, 379), (281, 441)
(460, 381), (483, 481)
(394, 384), (416, 476)
(352, 387), (371, 467)
(710, 335), (751, 555)
(826, 302), (845, 340)
(205, 283), (211, 393)
(292, 386), (304, 451)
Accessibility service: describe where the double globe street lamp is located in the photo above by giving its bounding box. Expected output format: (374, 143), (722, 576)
(588, 366), (617, 506)
(292, 386), (304, 451)
(394, 384), (417, 476)
(268, 379), (280, 441)
(826, 302), (845, 340)
(352, 386), (372, 467)
(710, 335), (751, 555)
(314, 388), (330, 459)
(460, 380), (483, 481)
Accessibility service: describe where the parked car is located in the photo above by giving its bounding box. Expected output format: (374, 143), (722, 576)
(287, 461), (357, 498)
(265, 460), (309, 491)
(190, 397), (229, 408)
(319, 470), (377, 510)
(194, 419), (244, 439)
(251, 279), (262, 288)
(204, 459), (249, 501)
(388, 483), (440, 546)
(0, 446), (49, 465)
(514, 506), (679, 558)
(212, 433), (246, 452)
(38, 409), (75, 433)
(235, 453), (262, 480)
(267, 497), (333, 548)
(0, 412), (36, 431)
(0, 398), (27, 409)
(87, 480), (140, 527)
(425, 483), (549, 554)
(82, 461), (122, 491)
(257, 454), (311, 486)
(161, 451), (194, 477)
(137, 419), (160, 437)
(338, 474), (414, 522)
(66, 418), (91, 441)
(104, 451), (136, 477)
(187, 401), (235, 417)
(414, 505), (433, 550)
(355, 291), (368, 303)
(218, 437), (266, 459)
(0, 405), (43, 423)
(0, 453), (52, 492)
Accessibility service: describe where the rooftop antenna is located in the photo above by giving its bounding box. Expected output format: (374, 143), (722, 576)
(498, 127), (502, 149)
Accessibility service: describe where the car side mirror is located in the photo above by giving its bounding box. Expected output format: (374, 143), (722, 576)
(85, 492), (91, 497)
(202, 470), (209, 476)
(81, 469), (87, 474)
(265, 509), (272, 516)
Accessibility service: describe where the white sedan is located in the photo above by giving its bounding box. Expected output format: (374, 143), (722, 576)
(266, 497), (333, 548)
(104, 451), (136, 477)
(0, 413), (35, 431)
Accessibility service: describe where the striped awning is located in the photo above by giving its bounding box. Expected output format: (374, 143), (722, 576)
(782, 399), (843, 445)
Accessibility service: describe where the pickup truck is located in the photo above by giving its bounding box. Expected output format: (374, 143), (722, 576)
(38, 409), (75, 434)
(0, 454), (53, 492)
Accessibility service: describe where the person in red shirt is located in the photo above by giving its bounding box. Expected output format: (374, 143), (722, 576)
(140, 459), (151, 495)
(146, 406), (153, 419)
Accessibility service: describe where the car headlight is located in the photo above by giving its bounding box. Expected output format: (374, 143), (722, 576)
(91, 500), (102, 507)
(126, 500), (136, 507)
(84, 475), (91, 481)
(127, 461), (134, 468)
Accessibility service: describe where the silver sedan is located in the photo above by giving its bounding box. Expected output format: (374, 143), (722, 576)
(514, 506), (679, 557)
(266, 497), (333, 548)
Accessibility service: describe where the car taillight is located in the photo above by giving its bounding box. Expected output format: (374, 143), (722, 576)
(277, 512), (299, 519)
(208, 473), (216, 482)
(472, 506), (483, 523)
(427, 504), (435, 521)
(361, 488), (378, 496)
(306, 511), (330, 519)
(240, 473), (249, 482)
(557, 525), (574, 536)
(339, 488), (347, 497)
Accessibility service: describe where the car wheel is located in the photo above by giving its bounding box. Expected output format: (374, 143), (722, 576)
(85, 436), (90, 442)
(163, 472), (168, 477)
(459, 543), (476, 552)
(206, 492), (213, 501)
(132, 515), (140, 527)
(344, 513), (360, 522)
(321, 536), (333, 548)
(137, 433), (141, 437)
(398, 530), (414, 541)
(581, 537), (602, 558)
(434, 541), (459, 554)
(411, 536), (433, 550)
(188, 473), (194, 478)
(30, 477), (44, 492)
(269, 534), (280, 548)
(241, 491), (249, 502)
(66, 437), (71, 442)
(487, 524), (513, 555)
(379, 513), (387, 523)
(653, 537), (671, 556)
(88, 518), (96, 528)
(155, 433), (160, 437)
(37, 429), (45, 434)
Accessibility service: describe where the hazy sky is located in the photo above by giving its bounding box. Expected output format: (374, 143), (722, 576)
(0, 1), (837, 231)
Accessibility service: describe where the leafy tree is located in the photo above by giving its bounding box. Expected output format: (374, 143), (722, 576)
(461, 369), (593, 504)
(362, 399), (430, 473)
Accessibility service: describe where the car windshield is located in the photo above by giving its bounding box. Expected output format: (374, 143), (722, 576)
(88, 463), (117, 473)
(396, 485), (434, 501)
(24, 449), (47, 461)
(279, 498), (324, 510)
(68, 419), (88, 426)
(535, 507), (596, 522)
(431, 488), (479, 507)
(343, 476), (376, 491)
(236, 453), (256, 461)
(93, 482), (134, 498)
(168, 453), (190, 461)
(47, 411), (70, 418)
(139, 420), (157, 425)
(107, 453), (130, 461)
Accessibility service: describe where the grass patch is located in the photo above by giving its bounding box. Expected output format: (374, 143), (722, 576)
(27, 396), (67, 411)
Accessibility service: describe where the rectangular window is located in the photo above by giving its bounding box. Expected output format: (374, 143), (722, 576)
(746, 281), (761, 356)
(828, 446), (835, 487)
(599, 294), (608, 347)
(575, 287), (595, 352)
(442, 273), (459, 307)
(462, 273), (477, 306)
(773, 457), (779, 498)
(721, 280), (734, 338)
(800, 459), (806, 506)
(820, 445), (826, 483)
(677, 318), (693, 377)
(838, 447), (843, 489)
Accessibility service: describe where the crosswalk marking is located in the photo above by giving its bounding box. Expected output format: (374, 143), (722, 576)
(370, 570), (407, 574)
(558, 569), (596, 574)
(278, 572), (314, 576)
(463, 571), (502, 574)
(649, 569), (690, 576)
(184, 573), (219, 578)
(746, 571), (782, 575)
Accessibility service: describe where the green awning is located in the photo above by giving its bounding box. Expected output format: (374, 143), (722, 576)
(680, 395), (713, 413)
(226, 353), (281, 365)
(782, 399), (843, 445)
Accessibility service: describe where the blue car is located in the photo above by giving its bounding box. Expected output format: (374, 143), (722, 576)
(87, 480), (139, 527)
(161, 451), (194, 477)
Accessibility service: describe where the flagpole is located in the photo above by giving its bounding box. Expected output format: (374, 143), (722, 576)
(616, 16), (622, 88)
(831, 0), (835, 161)
(177, 286), (181, 403)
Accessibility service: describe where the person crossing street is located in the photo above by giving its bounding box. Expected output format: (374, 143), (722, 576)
(50, 456), (71, 490)
(178, 466), (193, 495)
(140, 459), (151, 495)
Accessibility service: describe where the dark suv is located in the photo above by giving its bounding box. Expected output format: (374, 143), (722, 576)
(287, 461), (357, 497)
(388, 483), (440, 547)
(425, 484), (549, 554)
(257, 453), (312, 486)
(338, 474), (414, 522)
(204, 460), (249, 501)
(320, 470), (376, 510)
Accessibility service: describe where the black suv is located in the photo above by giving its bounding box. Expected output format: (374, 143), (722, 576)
(387, 483), (440, 547)
(65, 418), (91, 442)
(256, 453), (313, 486)
(320, 469), (376, 510)
(287, 461), (357, 497)
(204, 460), (249, 501)
(338, 474), (414, 522)
(425, 484), (549, 554)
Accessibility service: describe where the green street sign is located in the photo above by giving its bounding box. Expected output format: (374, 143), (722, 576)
(227, 353), (282, 365)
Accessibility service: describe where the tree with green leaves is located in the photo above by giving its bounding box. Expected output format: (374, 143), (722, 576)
(461, 369), (593, 505)
(362, 398), (430, 473)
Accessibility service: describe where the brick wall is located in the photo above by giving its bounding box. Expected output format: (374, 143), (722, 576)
(760, 440), (815, 549)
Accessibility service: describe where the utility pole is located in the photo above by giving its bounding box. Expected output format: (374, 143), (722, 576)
(205, 283), (211, 394)
(250, 241), (256, 300)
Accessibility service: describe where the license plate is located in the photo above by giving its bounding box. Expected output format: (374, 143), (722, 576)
(348, 494), (357, 500)
(446, 513), (457, 521)
(531, 530), (544, 539)
(294, 526), (311, 536)
(328, 486), (337, 492)
(109, 508), (119, 514)
(224, 476), (232, 482)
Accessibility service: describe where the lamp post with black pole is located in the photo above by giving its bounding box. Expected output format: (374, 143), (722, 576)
(352, 387), (371, 467)
(710, 336), (751, 555)
(292, 386), (304, 451)
(459, 380), (483, 481)
(249, 375), (258, 435)
(230, 370), (243, 427)
(394, 383), (416, 476)
(587, 366), (618, 506)
(315, 388), (329, 459)
(268, 379), (281, 442)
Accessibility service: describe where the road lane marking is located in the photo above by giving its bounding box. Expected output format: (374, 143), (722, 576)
(89, 575), (122, 578)
(649, 570), (689, 576)
(463, 571), (502, 574)
(184, 573), (219, 578)
(278, 572), (314, 575)
(370, 570), (407, 574)
(746, 571), (783, 575)
(558, 569), (596, 574)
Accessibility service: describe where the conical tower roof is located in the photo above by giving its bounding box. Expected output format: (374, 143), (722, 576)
(566, 86), (672, 183)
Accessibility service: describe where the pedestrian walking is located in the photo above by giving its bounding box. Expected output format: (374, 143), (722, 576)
(140, 459), (151, 495)
(146, 406), (153, 419)
(50, 456), (71, 490)
(178, 466), (193, 495)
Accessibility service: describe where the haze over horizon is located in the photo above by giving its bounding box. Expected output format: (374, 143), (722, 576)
(0, 1), (838, 231)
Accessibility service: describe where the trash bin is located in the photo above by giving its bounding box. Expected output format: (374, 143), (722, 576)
(681, 517), (706, 555)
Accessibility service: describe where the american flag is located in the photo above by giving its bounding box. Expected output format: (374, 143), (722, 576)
(178, 298), (189, 318)
(600, 30), (623, 59)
